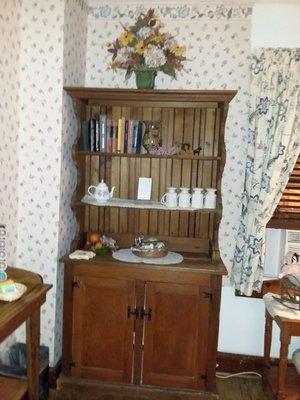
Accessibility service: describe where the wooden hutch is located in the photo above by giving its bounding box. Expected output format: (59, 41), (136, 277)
(60, 88), (236, 399)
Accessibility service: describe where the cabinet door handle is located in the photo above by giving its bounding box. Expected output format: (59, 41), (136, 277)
(127, 306), (139, 319)
(140, 307), (152, 320)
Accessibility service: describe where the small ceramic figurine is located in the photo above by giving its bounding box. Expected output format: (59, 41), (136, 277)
(88, 180), (115, 203)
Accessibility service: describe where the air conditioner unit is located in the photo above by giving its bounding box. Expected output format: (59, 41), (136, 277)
(264, 228), (286, 277)
(285, 229), (300, 259)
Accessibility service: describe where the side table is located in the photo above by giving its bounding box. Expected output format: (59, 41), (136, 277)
(0, 267), (52, 400)
(263, 281), (300, 400)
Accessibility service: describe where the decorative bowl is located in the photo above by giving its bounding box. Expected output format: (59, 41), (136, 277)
(131, 236), (168, 258)
(0, 283), (27, 302)
(93, 246), (110, 255)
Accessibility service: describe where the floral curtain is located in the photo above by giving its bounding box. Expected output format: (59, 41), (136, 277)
(231, 48), (300, 296)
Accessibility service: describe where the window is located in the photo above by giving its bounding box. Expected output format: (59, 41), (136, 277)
(267, 154), (300, 229)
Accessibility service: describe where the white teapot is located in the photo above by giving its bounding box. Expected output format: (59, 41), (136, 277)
(88, 180), (115, 203)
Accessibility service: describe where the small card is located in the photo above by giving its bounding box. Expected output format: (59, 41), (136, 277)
(137, 177), (152, 200)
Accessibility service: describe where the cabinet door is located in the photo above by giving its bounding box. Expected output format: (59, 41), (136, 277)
(143, 282), (210, 389)
(71, 276), (135, 382)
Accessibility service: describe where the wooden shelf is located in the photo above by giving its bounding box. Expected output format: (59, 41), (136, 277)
(0, 376), (27, 400)
(79, 195), (220, 212)
(76, 150), (221, 161)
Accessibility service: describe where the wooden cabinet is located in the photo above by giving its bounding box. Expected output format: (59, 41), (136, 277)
(142, 281), (210, 389)
(71, 276), (135, 382)
(61, 88), (236, 399)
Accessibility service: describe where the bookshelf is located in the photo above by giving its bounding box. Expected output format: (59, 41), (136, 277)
(67, 88), (236, 260)
(61, 88), (236, 399)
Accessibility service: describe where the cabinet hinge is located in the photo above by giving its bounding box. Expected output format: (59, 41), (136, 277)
(69, 361), (76, 368)
(72, 279), (80, 290)
(203, 291), (213, 300)
(201, 374), (207, 380)
(140, 307), (152, 320)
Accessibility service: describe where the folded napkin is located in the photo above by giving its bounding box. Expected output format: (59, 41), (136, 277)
(69, 250), (96, 260)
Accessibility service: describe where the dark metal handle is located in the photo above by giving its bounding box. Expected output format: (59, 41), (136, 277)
(140, 307), (152, 320)
(127, 306), (139, 319)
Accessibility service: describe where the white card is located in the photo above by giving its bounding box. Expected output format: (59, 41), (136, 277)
(137, 177), (152, 200)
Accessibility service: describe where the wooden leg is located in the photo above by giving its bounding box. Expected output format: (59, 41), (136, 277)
(26, 308), (41, 400)
(264, 310), (273, 368)
(277, 325), (291, 400)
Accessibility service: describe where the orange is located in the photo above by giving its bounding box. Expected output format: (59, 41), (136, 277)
(89, 232), (100, 245)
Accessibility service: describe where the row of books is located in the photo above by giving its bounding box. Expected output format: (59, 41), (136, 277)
(82, 115), (143, 154)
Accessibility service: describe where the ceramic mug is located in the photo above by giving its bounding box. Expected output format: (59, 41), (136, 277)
(178, 187), (191, 208)
(191, 188), (204, 208)
(204, 188), (217, 209)
(161, 187), (178, 208)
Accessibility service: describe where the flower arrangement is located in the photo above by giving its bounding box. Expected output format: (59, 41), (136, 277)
(107, 9), (186, 88)
(84, 232), (117, 255)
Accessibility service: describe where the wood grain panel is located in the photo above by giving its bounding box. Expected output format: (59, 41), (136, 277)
(143, 281), (210, 389)
(71, 276), (135, 382)
(89, 155), (100, 232)
(109, 106), (122, 233)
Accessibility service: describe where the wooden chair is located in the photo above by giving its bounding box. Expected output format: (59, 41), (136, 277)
(262, 280), (300, 400)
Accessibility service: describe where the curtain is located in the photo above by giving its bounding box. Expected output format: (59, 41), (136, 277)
(231, 48), (300, 296)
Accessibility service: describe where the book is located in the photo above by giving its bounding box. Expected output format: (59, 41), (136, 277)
(127, 120), (134, 154)
(112, 121), (118, 153)
(89, 118), (95, 151)
(117, 117), (125, 153)
(132, 120), (143, 154)
(106, 119), (112, 153)
(95, 115), (100, 152)
(99, 114), (107, 152)
(124, 120), (129, 154)
(82, 120), (90, 151)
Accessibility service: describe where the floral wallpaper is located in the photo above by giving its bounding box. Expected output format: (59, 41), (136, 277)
(0, 0), (21, 266)
(1, 0), (253, 367)
(15, 0), (65, 365)
(6, 0), (87, 367)
(56, 0), (88, 365)
(85, 1), (252, 269)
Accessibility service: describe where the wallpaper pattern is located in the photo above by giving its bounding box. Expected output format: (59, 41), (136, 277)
(56, 0), (88, 364)
(15, 0), (65, 364)
(85, 2), (252, 268)
(1, 0), (252, 366)
(0, 0), (21, 265)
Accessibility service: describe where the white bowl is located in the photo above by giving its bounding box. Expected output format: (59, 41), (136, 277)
(0, 283), (27, 302)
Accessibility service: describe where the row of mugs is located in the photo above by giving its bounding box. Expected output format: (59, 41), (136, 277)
(161, 187), (217, 209)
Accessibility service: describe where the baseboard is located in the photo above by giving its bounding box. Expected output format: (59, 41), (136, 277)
(57, 375), (218, 400)
(216, 352), (278, 374)
(52, 352), (277, 387)
(49, 358), (62, 389)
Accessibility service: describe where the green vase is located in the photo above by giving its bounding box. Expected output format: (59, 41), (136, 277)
(135, 69), (157, 89)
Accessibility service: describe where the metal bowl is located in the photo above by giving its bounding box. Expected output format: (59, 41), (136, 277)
(131, 236), (168, 258)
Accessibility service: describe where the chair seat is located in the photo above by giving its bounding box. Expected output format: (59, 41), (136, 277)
(263, 293), (300, 320)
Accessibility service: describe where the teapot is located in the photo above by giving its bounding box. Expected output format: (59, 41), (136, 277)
(88, 180), (115, 203)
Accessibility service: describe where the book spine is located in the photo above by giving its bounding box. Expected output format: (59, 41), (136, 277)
(124, 120), (129, 154)
(82, 120), (90, 151)
(89, 118), (95, 151)
(95, 116), (100, 152)
(117, 118), (123, 153)
(136, 121), (143, 154)
(106, 119), (112, 153)
(127, 120), (134, 154)
(99, 114), (107, 152)
(112, 121), (118, 153)
(132, 120), (139, 154)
